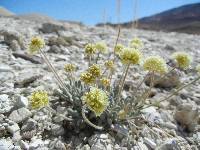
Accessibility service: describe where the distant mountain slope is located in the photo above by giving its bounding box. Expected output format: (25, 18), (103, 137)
(97, 3), (200, 34)
(0, 7), (14, 16)
(138, 3), (200, 34)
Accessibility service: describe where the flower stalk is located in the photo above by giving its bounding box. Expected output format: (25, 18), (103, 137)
(143, 75), (200, 109)
(81, 105), (103, 130)
(117, 63), (130, 102)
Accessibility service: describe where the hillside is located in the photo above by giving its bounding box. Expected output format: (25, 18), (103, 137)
(0, 6), (14, 16)
(97, 3), (200, 34)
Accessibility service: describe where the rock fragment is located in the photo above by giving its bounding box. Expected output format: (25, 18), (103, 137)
(9, 107), (32, 123)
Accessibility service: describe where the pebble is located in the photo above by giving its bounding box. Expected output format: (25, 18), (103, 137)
(19, 140), (29, 150)
(9, 107), (32, 123)
(15, 95), (29, 108)
(7, 123), (20, 134)
(0, 94), (13, 113)
(143, 137), (157, 149)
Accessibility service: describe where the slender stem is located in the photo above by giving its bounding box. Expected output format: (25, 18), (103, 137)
(95, 52), (100, 64)
(117, 66), (127, 88)
(40, 51), (63, 88)
(142, 76), (200, 109)
(113, 27), (121, 61)
(130, 74), (148, 108)
(88, 55), (91, 67)
(39, 50), (72, 103)
(132, 0), (138, 28)
(81, 105), (103, 130)
(135, 72), (154, 110)
(133, 73), (148, 95)
(101, 68), (107, 76)
(117, 64), (130, 102)
(142, 71), (155, 101)
(108, 25), (121, 84)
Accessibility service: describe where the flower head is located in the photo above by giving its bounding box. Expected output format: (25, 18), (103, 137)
(172, 52), (192, 69)
(80, 72), (95, 84)
(30, 90), (49, 109)
(114, 44), (124, 55)
(29, 37), (45, 54)
(104, 60), (114, 70)
(130, 38), (143, 49)
(100, 78), (110, 87)
(88, 64), (101, 77)
(95, 42), (107, 53)
(143, 56), (168, 74)
(64, 64), (76, 72)
(85, 43), (96, 55)
(82, 87), (109, 116)
(119, 48), (142, 65)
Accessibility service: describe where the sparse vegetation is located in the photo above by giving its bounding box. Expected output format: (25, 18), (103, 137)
(28, 36), (200, 131)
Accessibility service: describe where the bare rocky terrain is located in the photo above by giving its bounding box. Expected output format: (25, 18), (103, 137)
(0, 15), (200, 150)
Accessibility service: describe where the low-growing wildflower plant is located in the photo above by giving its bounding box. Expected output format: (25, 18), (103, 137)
(104, 60), (115, 70)
(95, 42), (107, 54)
(29, 37), (45, 54)
(172, 52), (192, 69)
(64, 64), (76, 73)
(114, 44), (124, 55)
(143, 56), (168, 74)
(80, 72), (95, 85)
(88, 64), (101, 77)
(119, 48), (142, 65)
(28, 36), (200, 131)
(85, 43), (96, 56)
(30, 90), (49, 109)
(130, 38), (143, 49)
(82, 87), (109, 116)
(100, 77), (110, 87)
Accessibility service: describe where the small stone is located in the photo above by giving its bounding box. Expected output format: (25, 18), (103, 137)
(145, 70), (180, 89)
(111, 124), (129, 137)
(12, 131), (21, 142)
(143, 137), (157, 149)
(29, 139), (45, 150)
(137, 142), (148, 150)
(90, 140), (106, 150)
(40, 22), (66, 33)
(19, 140), (29, 150)
(0, 94), (13, 113)
(88, 133), (113, 150)
(15, 95), (29, 108)
(10, 40), (20, 51)
(0, 139), (14, 150)
(51, 124), (65, 136)
(9, 107), (32, 123)
(162, 122), (177, 130)
(48, 45), (61, 53)
(2, 123), (9, 127)
(80, 144), (90, 150)
(174, 103), (199, 132)
(7, 123), (20, 134)
(156, 138), (178, 150)
(49, 139), (66, 150)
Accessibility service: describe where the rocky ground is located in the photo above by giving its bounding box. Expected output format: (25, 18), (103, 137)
(0, 16), (200, 150)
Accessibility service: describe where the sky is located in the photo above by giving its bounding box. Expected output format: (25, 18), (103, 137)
(0, 0), (199, 25)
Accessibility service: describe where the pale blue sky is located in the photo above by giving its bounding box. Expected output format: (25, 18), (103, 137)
(0, 0), (199, 25)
